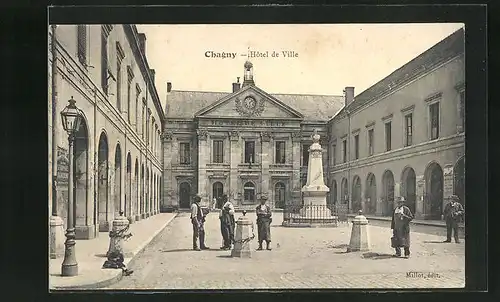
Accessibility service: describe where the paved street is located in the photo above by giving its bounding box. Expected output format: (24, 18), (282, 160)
(107, 212), (465, 289)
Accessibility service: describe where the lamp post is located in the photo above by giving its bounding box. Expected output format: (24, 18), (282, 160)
(60, 96), (83, 277)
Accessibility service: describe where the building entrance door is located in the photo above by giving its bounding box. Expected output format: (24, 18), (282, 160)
(179, 182), (191, 209)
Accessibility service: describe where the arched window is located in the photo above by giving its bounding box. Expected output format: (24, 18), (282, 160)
(274, 182), (286, 209)
(212, 182), (224, 202)
(243, 182), (255, 203)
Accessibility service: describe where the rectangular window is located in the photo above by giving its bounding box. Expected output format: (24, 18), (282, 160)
(116, 61), (122, 111)
(354, 135), (359, 159)
(179, 143), (191, 165)
(77, 25), (87, 67)
(368, 129), (374, 156)
(385, 122), (392, 151)
(302, 144), (311, 166)
(213, 140), (224, 163)
(459, 91), (465, 133)
(405, 113), (413, 146)
(244, 141), (255, 163)
(430, 102), (440, 139)
(101, 32), (108, 94)
(275, 141), (286, 164)
(342, 140), (347, 163)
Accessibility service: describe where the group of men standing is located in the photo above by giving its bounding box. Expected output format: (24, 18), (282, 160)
(189, 194), (273, 251)
(390, 194), (465, 258)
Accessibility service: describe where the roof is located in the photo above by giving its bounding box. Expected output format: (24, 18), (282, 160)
(334, 28), (465, 120)
(165, 89), (344, 121)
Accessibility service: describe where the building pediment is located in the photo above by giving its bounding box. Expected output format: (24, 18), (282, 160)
(194, 85), (304, 119)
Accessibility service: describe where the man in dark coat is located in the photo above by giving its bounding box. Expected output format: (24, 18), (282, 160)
(191, 195), (209, 251)
(391, 196), (414, 258)
(443, 195), (464, 243)
(220, 194), (235, 250)
(256, 196), (272, 251)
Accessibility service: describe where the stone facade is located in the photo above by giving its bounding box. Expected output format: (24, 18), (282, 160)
(48, 25), (164, 240)
(162, 28), (465, 220)
(327, 28), (465, 219)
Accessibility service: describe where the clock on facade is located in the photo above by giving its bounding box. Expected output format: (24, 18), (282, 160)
(244, 96), (257, 109)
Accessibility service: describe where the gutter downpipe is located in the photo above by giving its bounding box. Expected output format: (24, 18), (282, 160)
(51, 24), (59, 217)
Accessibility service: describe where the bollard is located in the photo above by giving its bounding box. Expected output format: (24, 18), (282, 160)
(347, 210), (370, 252)
(106, 211), (132, 258)
(231, 211), (255, 258)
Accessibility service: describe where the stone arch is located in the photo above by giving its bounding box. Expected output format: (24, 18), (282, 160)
(113, 143), (122, 218)
(74, 116), (91, 238)
(126, 152), (132, 219)
(365, 173), (377, 215)
(424, 161), (444, 220)
(97, 131), (110, 232)
(341, 177), (348, 205)
(179, 181), (192, 209)
(274, 182), (286, 209)
(134, 158), (139, 220)
(146, 167), (150, 215)
(243, 181), (256, 203)
(351, 175), (362, 213)
(401, 166), (417, 214)
(140, 163), (145, 217)
(381, 170), (395, 216)
(212, 181), (224, 203)
(454, 156), (465, 206)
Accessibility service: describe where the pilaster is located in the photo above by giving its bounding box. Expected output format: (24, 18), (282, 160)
(291, 130), (302, 205)
(229, 131), (240, 201)
(260, 132), (272, 199)
(197, 129), (209, 200)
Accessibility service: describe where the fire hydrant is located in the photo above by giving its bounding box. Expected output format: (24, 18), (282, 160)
(347, 210), (370, 252)
(231, 211), (255, 258)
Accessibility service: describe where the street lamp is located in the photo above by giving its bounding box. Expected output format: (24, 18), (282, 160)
(60, 96), (83, 277)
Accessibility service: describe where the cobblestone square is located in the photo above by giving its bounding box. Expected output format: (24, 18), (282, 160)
(108, 212), (465, 289)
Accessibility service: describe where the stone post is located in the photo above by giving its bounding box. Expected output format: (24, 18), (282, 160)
(231, 211), (254, 258)
(347, 210), (370, 252)
(106, 211), (132, 258)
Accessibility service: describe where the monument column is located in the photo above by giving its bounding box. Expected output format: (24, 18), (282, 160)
(197, 129), (209, 204)
(291, 131), (302, 205)
(260, 132), (272, 201)
(229, 131), (240, 203)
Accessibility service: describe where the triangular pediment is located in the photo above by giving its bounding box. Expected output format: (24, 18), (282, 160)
(195, 85), (304, 119)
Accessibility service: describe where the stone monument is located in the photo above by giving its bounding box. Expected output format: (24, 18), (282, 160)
(283, 129), (338, 227)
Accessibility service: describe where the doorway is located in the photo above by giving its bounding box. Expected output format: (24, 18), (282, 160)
(179, 182), (192, 209)
(425, 162), (444, 220)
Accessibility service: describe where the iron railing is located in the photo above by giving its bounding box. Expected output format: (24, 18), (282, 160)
(283, 203), (349, 224)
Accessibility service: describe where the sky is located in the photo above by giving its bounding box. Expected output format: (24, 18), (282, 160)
(136, 23), (464, 110)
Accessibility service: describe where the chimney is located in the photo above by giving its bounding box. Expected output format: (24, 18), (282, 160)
(138, 33), (147, 55)
(232, 77), (241, 93)
(344, 86), (355, 106)
(149, 69), (155, 84)
(167, 82), (172, 93)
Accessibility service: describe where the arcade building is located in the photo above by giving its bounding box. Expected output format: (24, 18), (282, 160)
(161, 28), (465, 221)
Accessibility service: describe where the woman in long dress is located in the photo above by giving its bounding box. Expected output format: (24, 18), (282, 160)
(391, 196), (414, 258)
(256, 196), (272, 251)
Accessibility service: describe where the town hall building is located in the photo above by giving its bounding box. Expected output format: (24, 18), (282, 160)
(161, 28), (465, 221)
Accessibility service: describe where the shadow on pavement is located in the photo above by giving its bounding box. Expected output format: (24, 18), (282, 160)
(362, 252), (396, 260)
(216, 255), (233, 258)
(161, 248), (226, 252)
(329, 244), (349, 249)
(422, 240), (448, 243)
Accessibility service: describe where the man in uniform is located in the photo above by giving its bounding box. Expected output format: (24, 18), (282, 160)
(191, 195), (209, 251)
(443, 195), (464, 243)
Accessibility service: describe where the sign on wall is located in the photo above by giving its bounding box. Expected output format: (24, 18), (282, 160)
(56, 146), (69, 187)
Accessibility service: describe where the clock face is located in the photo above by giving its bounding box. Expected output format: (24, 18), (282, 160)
(244, 96), (257, 109)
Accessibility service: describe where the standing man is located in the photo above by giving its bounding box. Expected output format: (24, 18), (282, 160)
(443, 195), (464, 243)
(191, 195), (209, 251)
(221, 194), (236, 248)
(391, 196), (414, 258)
(256, 196), (272, 251)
